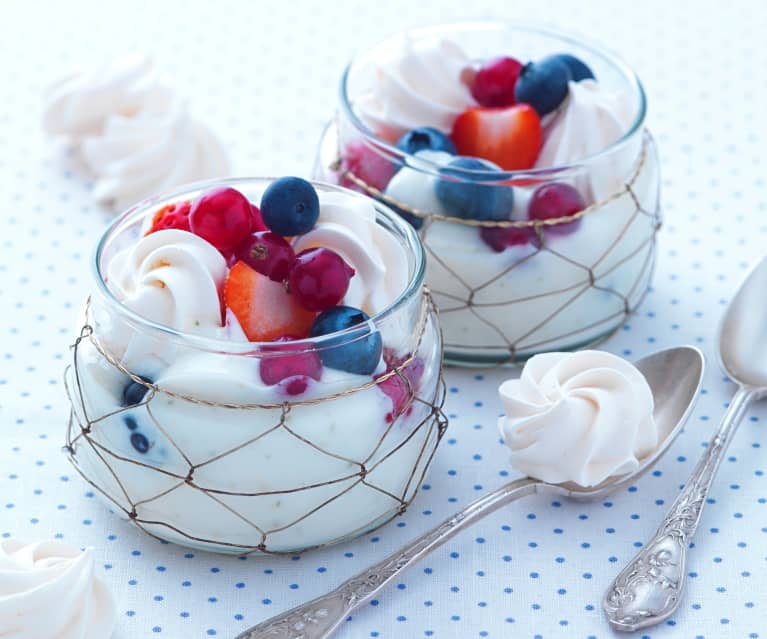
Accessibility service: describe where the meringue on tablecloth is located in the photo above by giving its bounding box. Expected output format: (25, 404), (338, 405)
(498, 350), (658, 487)
(42, 53), (229, 210)
(0, 539), (115, 639)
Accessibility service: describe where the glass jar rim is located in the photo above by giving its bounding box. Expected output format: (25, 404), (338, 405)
(338, 20), (647, 181)
(91, 176), (426, 356)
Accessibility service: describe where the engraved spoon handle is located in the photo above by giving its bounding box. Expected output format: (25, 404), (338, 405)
(603, 386), (755, 632)
(236, 477), (539, 639)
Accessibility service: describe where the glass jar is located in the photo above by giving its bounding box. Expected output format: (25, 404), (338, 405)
(314, 22), (661, 366)
(65, 178), (446, 555)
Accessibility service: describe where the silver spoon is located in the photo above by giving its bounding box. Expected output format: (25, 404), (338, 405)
(236, 345), (704, 639)
(603, 255), (767, 632)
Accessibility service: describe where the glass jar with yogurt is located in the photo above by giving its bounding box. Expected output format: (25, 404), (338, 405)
(65, 178), (445, 554)
(314, 22), (661, 365)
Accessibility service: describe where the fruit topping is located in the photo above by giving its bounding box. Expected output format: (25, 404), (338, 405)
(288, 248), (355, 312)
(145, 201), (191, 235)
(528, 182), (586, 234)
(250, 204), (268, 233)
(121, 375), (153, 406)
(234, 231), (295, 282)
(470, 56), (524, 108)
(224, 261), (315, 342)
(260, 176), (320, 236)
(450, 104), (542, 170)
(340, 142), (397, 193)
(552, 53), (595, 81)
(259, 336), (323, 387)
(130, 432), (150, 454)
(514, 56), (572, 117)
(479, 226), (540, 252)
(189, 187), (252, 253)
(310, 306), (383, 375)
(396, 127), (456, 155)
(377, 348), (425, 422)
(434, 157), (515, 221)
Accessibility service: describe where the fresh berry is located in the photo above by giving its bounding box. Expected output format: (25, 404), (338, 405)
(121, 375), (153, 406)
(340, 142), (397, 193)
(145, 201), (191, 235)
(130, 432), (150, 454)
(260, 177), (320, 236)
(479, 226), (539, 252)
(528, 182), (586, 234)
(280, 376), (312, 396)
(250, 204), (268, 232)
(434, 157), (515, 221)
(259, 336), (323, 386)
(470, 56), (524, 107)
(552, 53), (595, 81)
(234, 231), (295, 282)
(310, 306), (382, 375)
(288, 248), (355, 312)
(377, 349), (425, 422)
(123, 416), (138, 431)
(189, 187), (252, 252)
(450, 105), (542, 170)
(224, 261), (315, 342)
(396, 127), (456, 155)
(514, 57), (572, 116)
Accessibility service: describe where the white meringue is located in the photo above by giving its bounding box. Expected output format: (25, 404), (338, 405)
(498, 350), (658, 487)
(292, 190), (409, 316)
(43, 53), (230, 210)
(0, 539), (115, 639)
(356, 37), (476, 139)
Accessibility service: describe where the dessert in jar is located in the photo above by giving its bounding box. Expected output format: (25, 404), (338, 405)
(315, 22), (661, 365)
(65, 177), (445, 554)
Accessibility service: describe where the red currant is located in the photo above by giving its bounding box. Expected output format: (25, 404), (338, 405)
(250, 204), (267, 232)
(234, 231), (295, 282)
(189, 187), (252, 252)
(471, 56), (524, 108)
(479, 226), (539, 252)
(377, 349), (425, 423)
(528, 182), (585, 234)
(259, 336), (323, 387)
(288, 248), (355, 312)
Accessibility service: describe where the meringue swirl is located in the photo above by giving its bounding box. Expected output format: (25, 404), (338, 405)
(0, 539), (115, 639)
(292, 190), (409, 315)
(498, 350), (658, 487)
(356, 37), (476, 139)
(107, 228), (227, 336)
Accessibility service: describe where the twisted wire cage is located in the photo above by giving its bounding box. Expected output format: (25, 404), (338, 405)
(65, 293), (448, 555)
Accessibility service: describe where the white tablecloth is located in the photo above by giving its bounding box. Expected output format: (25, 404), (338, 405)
(1, 0), (766, 637)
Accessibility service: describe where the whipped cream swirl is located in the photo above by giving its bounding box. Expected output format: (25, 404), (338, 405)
(0, 539), (115, 639)
(357, 37), (476, 139)
(535, 80), (637, 202)
(498, 350), (658, 487)
(43, 53), (230, 210)
(293, 191), (409, 315)
(107, 229), (227, 336)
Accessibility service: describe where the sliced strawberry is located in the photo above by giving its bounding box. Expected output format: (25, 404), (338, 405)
(145, 200), (192, 235)
(450, 105), (542, 171)
(224, 261), (315, 342)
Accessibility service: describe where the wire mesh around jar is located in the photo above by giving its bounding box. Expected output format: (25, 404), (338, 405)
(334, 134), (661, 365)
(64, 293), (448, 555)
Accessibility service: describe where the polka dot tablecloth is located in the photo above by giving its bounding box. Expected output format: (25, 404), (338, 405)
(1, 0), (766, 637)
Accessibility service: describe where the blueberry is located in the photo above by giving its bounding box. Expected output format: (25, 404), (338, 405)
(396, 127), (456, 156)
(434, 157), (515, 221)
(123, 416), (139, 431)
(121, 375), (153, 407)
(551, 53), (595, 81)
(310, 306), (383, 375)
(130, 432), (150, 454)
(514, 57), (572, 116)
(260, 177), (320, 236)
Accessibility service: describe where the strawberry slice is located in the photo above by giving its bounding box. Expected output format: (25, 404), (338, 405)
(450, 105), (542, 171)
(145, 200), (192, 235)
(224, 261), (315, 342)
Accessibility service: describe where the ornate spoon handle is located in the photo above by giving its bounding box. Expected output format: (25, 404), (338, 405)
(236, 477), (538, 639)
(603, 387), (755, 632)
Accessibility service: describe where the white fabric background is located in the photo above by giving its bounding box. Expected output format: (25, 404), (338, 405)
(1, 0), (766, 637)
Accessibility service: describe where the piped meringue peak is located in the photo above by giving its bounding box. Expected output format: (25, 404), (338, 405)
(498, 350), (658, 487)
(42, 53), (230, 210)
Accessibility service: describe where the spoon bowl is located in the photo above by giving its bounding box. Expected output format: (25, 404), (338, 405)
(237, 346), (704, 639)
